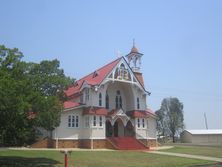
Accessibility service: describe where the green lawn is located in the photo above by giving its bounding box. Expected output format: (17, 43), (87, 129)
(0, 149), (216, 167)
(161, 145), (222, 158)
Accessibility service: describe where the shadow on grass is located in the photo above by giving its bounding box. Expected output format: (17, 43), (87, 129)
(191, 162), (222, 167)
(0, 156), (61, 167)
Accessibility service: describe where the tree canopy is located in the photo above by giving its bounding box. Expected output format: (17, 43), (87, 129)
(0, 45), (74, 146)
(155, 97), (184, 143)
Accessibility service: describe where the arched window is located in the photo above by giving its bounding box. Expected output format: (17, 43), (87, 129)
(105, 92), (109, 109)
(137, 97), (140, 109)
(119, 96), (122, 108)
(99, 93), (102, 106)
(115, 90), (122, 109)
(115, 96), (118, 109)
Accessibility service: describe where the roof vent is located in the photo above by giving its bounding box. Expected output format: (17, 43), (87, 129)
(93, 70), (99, 78)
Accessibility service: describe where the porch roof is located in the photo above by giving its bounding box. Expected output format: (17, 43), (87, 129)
(126, 109), (156, 118)
(83, 106), (108, 116)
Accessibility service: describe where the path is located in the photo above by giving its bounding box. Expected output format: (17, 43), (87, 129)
(147, 151), (222, 163)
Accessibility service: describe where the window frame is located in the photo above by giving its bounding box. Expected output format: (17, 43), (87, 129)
(115, 90), (122, 109)
(99, 93), (102, 106)
(85, 88), (89, 102)
(99, 116), (103, 127)
(137, 118), (140, 128)
(93, 115), (97, 127)
(105, 92), (109, 109)
(68, 115), (79, 128)
(137, 97), (140, 109)
(142, 118), (145, 128)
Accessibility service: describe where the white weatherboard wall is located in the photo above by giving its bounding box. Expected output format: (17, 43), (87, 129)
(53, 109), (83, 139)
(147, 117), (157, 139)
(53, 109), (106, 140)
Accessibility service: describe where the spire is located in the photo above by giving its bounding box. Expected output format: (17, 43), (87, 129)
(126, 40), (143, 72)
(130, 38), (139, 53)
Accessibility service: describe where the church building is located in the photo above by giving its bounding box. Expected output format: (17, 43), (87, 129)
(52, 44), (157, 149)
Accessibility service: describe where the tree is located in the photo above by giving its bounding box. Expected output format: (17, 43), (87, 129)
(0, 45), (74, 146)
(155, 97), (184, 143)
(24, 60), (74, 133)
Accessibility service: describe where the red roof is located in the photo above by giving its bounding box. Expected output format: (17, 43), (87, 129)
(83, 106), (108, 116)
(107, 109), (118, 116)
(64, 101), (81, 109)
(146, 108), (156, 117)
(65, 57), (121, 97)
(127, 109), (156, 118)
(133, 72), (144, 87)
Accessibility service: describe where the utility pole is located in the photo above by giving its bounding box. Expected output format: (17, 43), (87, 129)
(204, 112), (208, 130)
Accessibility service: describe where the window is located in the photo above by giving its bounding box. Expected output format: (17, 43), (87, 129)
(115, 96), (118, 108)
(72, 115), (75, 127)
(105, 92), (109, 109)
(68, 115), (71, 127)
(68, 115), (79, 128)
(93, 115), (97, 126)
(84, 116), (89, 128)
(119, 96), (122, 108)
(99, 93), (102, 106)
(115, 90), (122, 109)
(137, 118), (140, 128)
(85, 88), (89, 102)
(99, 116), (103, 127)
(142, 118), (145, 128)
(76, 116), (79, 127)
(137, 97), (140, 109)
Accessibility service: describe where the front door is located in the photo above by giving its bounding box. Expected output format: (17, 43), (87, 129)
(113, 119), (124, 137)
(114, 121), (118, 137)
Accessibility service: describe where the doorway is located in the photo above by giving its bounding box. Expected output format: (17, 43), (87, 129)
(113, 118), (124, 137)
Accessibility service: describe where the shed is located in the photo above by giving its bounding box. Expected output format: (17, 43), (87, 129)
(180, 129), (222, 144)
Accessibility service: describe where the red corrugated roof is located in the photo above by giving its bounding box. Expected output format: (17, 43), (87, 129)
(134, 72), (144, 87)
(65, 57), (121, 97)
(126, 109), (156, 118)
(83, 106), (108, 116)
(146, 108), (156, 117)
(64, 101), (81, 109)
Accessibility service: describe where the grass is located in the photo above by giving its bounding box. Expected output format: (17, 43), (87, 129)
(0, 149), (216, 167)
(161, 145), (222, 158)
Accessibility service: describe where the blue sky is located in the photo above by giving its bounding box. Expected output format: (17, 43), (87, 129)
(1, 0), (222, 129)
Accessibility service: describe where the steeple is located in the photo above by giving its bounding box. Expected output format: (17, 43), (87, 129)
(126, 39), (143, 72)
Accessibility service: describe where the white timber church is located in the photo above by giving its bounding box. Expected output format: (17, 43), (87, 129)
(48, 44), (157, 149)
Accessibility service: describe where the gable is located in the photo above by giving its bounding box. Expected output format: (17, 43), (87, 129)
(101, 57), (147, 93)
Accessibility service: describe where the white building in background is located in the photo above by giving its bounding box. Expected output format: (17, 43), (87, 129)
(51, 44), (157, 149)
(181, 129), (222, 145)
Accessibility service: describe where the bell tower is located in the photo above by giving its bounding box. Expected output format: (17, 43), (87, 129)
(125, 40), (143, 72)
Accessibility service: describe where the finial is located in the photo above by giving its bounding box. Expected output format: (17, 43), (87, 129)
(133, 38), (135, 47)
